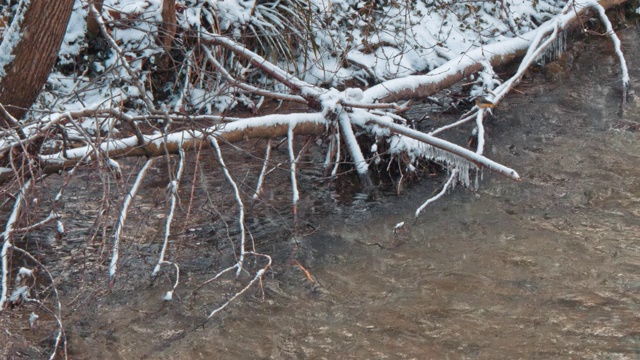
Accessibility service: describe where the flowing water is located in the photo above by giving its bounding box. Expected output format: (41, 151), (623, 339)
(6, 28), (640, 359)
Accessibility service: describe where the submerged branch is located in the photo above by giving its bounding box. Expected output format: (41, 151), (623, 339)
(110, 159), (156, 278)
(0, 179), (32, 312)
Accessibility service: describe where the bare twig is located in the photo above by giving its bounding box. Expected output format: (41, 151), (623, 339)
(152, 149), (186, 300)
(287, 125), (300, 220)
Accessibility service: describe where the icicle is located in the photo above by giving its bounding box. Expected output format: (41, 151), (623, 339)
(538, 28), (567, 65)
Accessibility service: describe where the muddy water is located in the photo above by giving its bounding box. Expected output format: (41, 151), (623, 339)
(11, 28), (640, 359)
(184, 30), (640, 358)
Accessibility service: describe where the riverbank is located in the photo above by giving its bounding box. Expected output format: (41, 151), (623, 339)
(3, 26), (640, 359)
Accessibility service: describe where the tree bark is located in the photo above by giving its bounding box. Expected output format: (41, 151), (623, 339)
(0, 0), (75, 127)
(156, 0), (177, 79)
(159, 0), (177, 54)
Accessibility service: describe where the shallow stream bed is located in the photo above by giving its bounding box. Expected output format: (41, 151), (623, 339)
(5, 27), (640, 360)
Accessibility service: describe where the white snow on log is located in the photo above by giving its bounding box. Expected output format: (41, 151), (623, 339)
(361, 0), (605, 104)
(39, 112), (328, 164)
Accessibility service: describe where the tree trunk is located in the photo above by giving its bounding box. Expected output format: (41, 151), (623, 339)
(0, 0), (75, 127)
(156, 0), (177, 77)
(159, 0), (177, 54)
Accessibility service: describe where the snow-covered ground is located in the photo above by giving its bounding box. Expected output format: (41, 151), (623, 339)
(32, 0), (570, 115)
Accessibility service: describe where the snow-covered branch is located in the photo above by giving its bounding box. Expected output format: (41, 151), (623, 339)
(152, 149), (186, 300)
(110, 159), (156, 278)
(210, 137), (246, 277)
(287, 125), (300, 219)
(0, 179), (32, 311)
(362, 0), (626, 104)
(4, 112), (327, 184)
(253, 139), (272, 201)
(593, 1), (629, 100)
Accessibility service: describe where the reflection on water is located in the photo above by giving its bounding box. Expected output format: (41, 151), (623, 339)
(196, 28), (640, 359)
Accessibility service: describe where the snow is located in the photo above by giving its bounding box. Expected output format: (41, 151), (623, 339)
(8, 285), (29, 303)
(58, 0), (87, 63)
(18, 267), (33, 278)
(25, 0), (574, 118)
(29, 312), (39, 328)
(1, 0), (622, 200)
(0, 0), (30, 77)
(56, 221), (65, 235)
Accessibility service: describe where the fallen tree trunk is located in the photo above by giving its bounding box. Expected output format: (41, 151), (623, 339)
(362, 0), (627, 104)
(0, 0), (627, 187)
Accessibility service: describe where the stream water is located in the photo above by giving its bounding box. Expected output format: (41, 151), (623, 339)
(4, 27), (640, 360)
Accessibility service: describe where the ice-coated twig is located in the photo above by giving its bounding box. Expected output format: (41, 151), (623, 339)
(152, 149), (186, 300)
(153, 149), (185, 276)
(287, 125), (300, 219)
(0, 179), (32, 311)
(475, 110), (486, 155)
(209, 136), (246, 277)
(110, 159), (155, 278)
(429, 113), (475, 136)
(415, 169), (458, 218)
(206, 252), (272, 320)
(253, 139), (272, 200)
(339, 112), (373, 188)
(363, 114), (520, 180)
(323, 134), (333, 170)
(331, 131), (341, 178)
(195, 264), (240, 292)
(492, 21), (561, 103)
